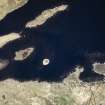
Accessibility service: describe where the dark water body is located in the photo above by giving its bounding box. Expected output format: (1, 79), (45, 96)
(0, 0), (105, 82)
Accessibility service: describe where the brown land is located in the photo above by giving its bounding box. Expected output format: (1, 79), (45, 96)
(0, 0), (105, 105)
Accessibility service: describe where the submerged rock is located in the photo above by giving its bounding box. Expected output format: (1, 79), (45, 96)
(0, 59), (9, 70)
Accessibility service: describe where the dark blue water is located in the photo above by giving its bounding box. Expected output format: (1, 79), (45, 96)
(0, 0), (105, 82)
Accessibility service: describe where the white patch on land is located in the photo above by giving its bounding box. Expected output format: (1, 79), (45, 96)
(42, 59), (50, 66)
